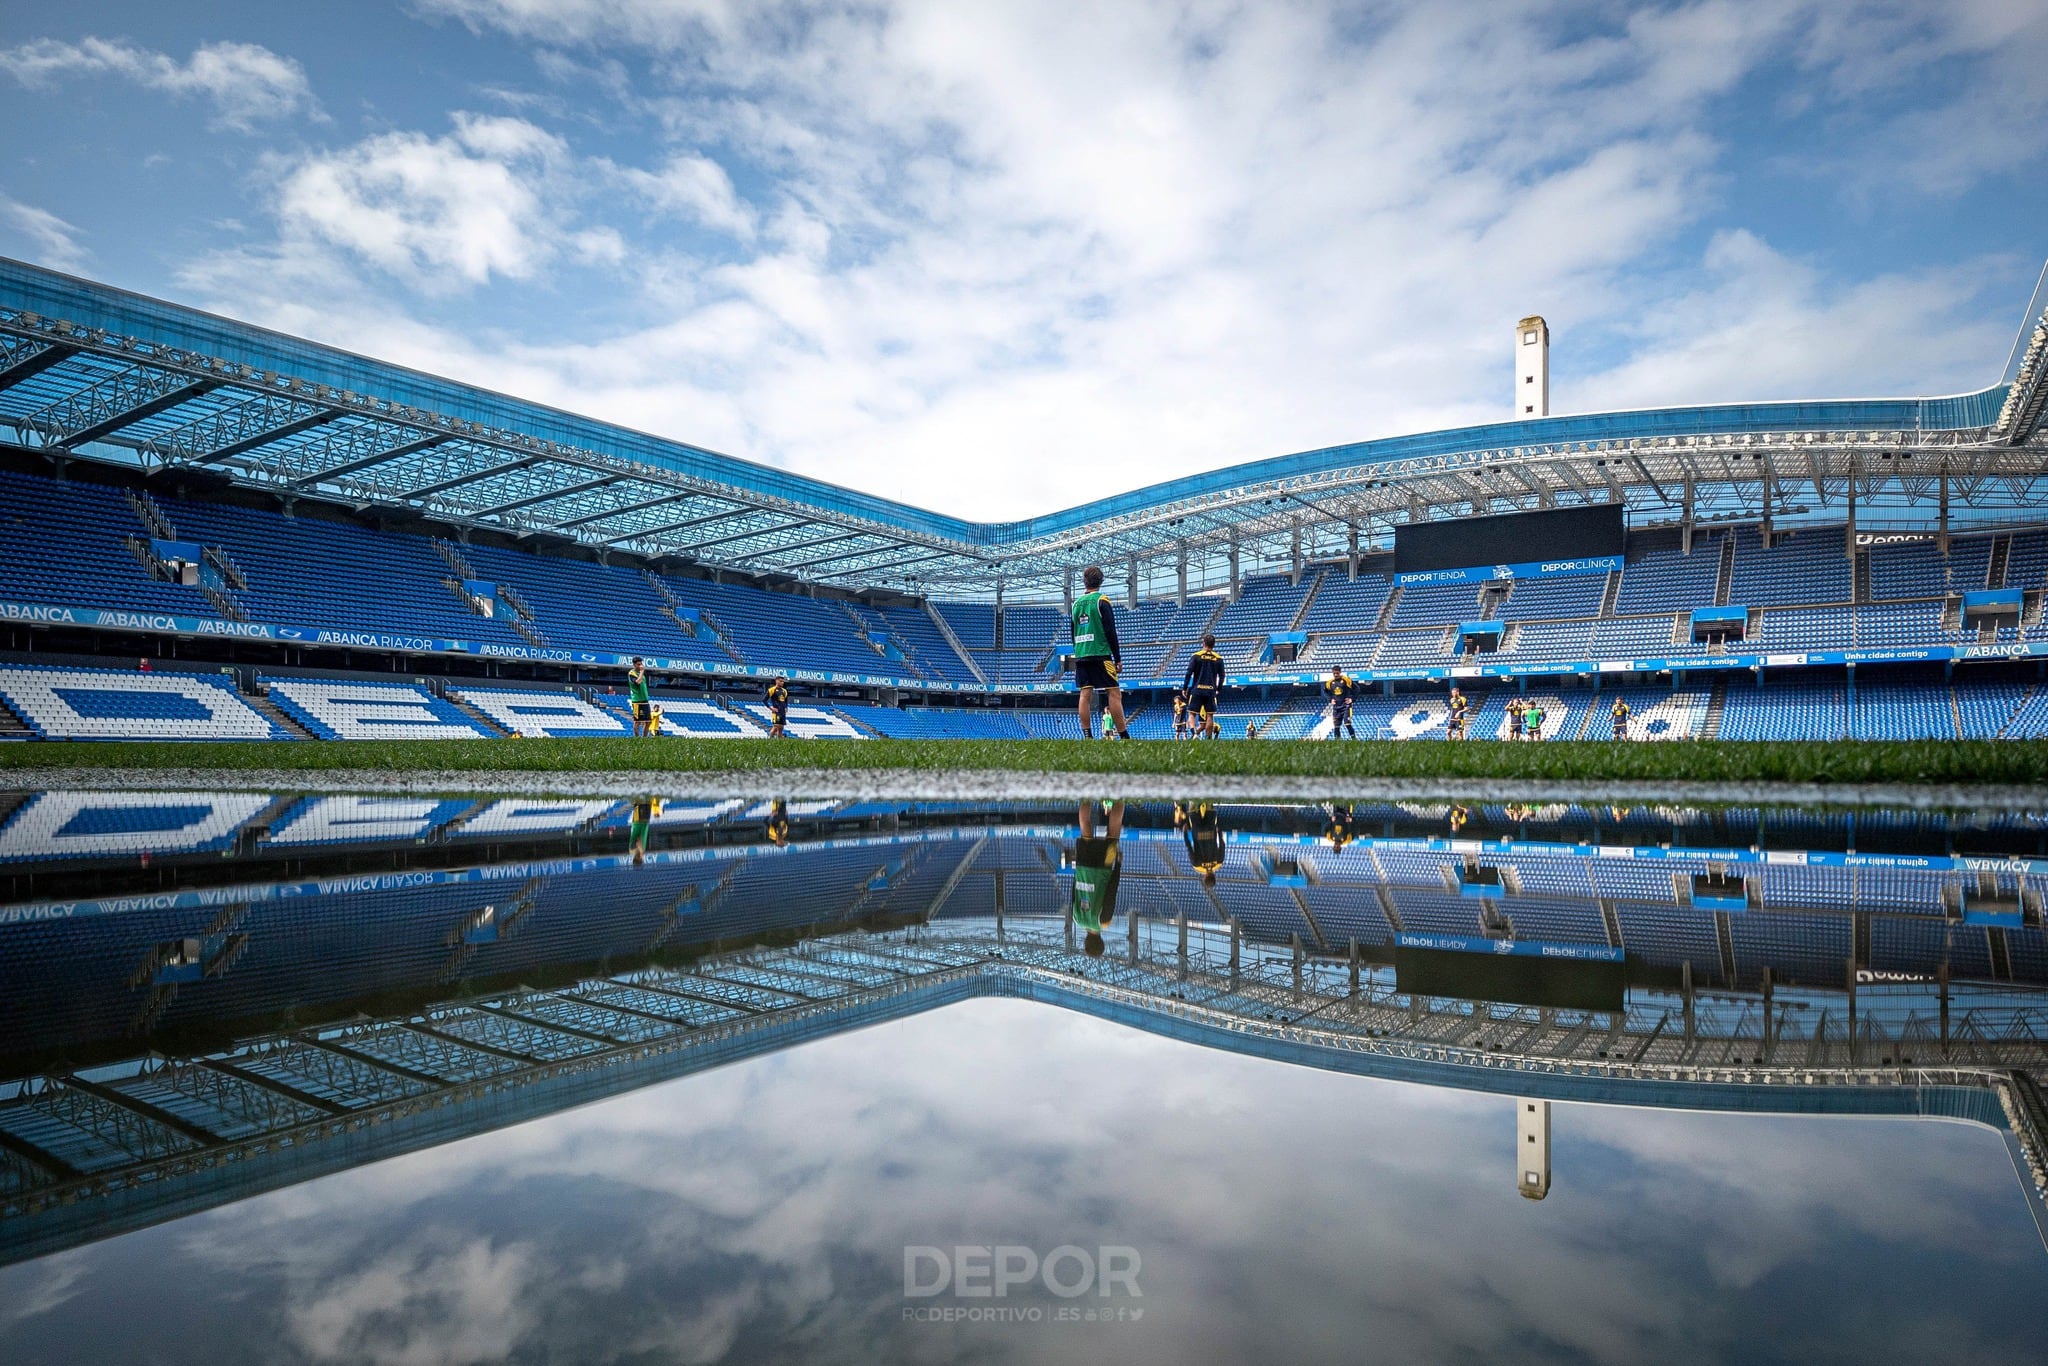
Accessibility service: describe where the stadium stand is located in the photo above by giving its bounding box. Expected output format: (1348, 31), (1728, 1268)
(3, 454), (2046, 742)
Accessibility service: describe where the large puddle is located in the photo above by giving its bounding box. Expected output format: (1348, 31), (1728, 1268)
(0, 789), (2044, 1363)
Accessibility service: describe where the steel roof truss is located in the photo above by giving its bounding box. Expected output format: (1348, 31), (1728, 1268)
(145, 392), (338, 468)
(0, 335), (72, 393)
(23, 362), (220, 450)
(551, 490), (698, 530)
(466, 474), (623, 519)
(400, 454), (545, 501)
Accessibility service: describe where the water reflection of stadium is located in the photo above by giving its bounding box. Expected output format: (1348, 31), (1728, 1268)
(1, 788), (2044, 1265)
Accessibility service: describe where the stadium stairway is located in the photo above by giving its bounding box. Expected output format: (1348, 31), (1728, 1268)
(243, 689), (317, 740)
(0, 694), (33, 740)
(824, 703), (883, 737)
(443, 692), (515, 737)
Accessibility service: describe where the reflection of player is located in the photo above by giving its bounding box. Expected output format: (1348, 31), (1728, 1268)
(628, 657), (653, 737)
(1447, 687), (1471, 740)
(1183, 635), (1225, 739)
(1449, 803), (1469, 834)
(628, 796), (662, 865)
(1609, 697), (1631, 740)
(766, 677), (791, 738)
(765, 799), (791, 846)
(1324, 667), (1358, 739)
(1070, 800), (1125, 957)
(1324, 803), (1355, 850)
(1181, 800), (1224, 887)
(1070, 566), (1130, 740)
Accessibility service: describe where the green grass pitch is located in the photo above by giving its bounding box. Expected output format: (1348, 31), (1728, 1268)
(0, 737), (2043, 787)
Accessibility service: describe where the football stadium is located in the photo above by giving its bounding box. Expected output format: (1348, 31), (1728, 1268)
(4, 5), (2048, 1359)
(0, 254), (2045, 754)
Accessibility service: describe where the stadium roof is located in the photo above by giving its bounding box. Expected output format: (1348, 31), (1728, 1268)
(1, 256), (2044, 601)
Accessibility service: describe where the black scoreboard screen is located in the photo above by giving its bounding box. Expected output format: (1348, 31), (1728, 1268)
(1394, 503), (1624, 575)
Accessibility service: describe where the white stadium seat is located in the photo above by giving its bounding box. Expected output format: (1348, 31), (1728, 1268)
(0, 665), (284, 741)
(265, 679), (495, 740)
(455, 799), (621, 837)
(0, 791), (273, 860)
(264, 796), (473, 845)
(448, 688), (632, 737)
(740, 703), (867, 738)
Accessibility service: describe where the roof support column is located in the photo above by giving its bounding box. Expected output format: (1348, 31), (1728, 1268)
(1681, 475), (1695, 556)
(1760, 462), (1773, 549)
(1844, 454), (1857, 560)
(1176, 544), (1188, 609)
(1063, 567), (1074, 612)
(1290, 517), (1302, 587)
(1346, 524), (1359, 580)
(1127, 554), (1139, 609)
(1938, 466), (1950, 554)
(1228, 532), (1240, 602)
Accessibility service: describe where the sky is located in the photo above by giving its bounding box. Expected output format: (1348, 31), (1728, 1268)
(2, 997), (2044, 1364)
(0, 1), (2044, 521)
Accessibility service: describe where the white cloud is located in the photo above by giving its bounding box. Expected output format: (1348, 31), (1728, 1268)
(48, 996), (2043, 1365)
(271, 113), (571, 288)
(612, 153), (755, 240)
(0, 37), (321, 131)
(1581, 231), (2017, 407)
(177, 1), (2048, 525)
(0, 190), (89, 272)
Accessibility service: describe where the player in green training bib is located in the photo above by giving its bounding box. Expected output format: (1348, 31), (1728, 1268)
(1069, 799), (1124, 956)
(1070, 565), (1130, 739)
(627, 657), (653, 737)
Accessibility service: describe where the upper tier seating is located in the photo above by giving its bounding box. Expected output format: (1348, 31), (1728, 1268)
(1299, 572), (1392, 633)
(845, 603), (978, 683)
(1389, 581), (1488, 630)
(2005, 529), (2048, 593)
(935, 601), (996, 650)
(1495, 574), (1607, 622)
(1614, 535), (1722, 614)
(1729, 529), (1851, 606)
(164, 495), (530, 646)
(1211, 573), (1315, 637)
(0, 469), (220, 617)
(457, 543), (717, 663)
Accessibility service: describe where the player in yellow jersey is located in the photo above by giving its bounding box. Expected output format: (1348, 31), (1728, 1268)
(1323, 666), (1358, 739)
(1182, 635), (1226, 739)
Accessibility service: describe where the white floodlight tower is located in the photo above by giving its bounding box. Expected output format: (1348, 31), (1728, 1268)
(1517, 315), (1550, 417)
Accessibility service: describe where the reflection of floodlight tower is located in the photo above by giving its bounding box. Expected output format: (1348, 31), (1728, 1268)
(1516, 316), (1549, 417)
(1517, 1099), (1550, 1200)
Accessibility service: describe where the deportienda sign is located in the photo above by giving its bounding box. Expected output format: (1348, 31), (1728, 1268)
(1393, 555), (1620, 586)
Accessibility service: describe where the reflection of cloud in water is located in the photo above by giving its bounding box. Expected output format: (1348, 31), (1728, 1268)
(1, 999), (2043, 1364)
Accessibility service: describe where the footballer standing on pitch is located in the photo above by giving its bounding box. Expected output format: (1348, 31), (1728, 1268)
(1183, 635), (1226, 739)
(1070, 566), (1131, 739)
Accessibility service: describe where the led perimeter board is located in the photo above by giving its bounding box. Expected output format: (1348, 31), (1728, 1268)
(1394, 504), (1625, 576)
